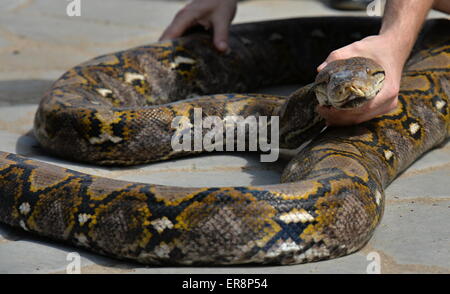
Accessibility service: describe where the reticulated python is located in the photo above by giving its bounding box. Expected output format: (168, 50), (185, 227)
(0, 17), (449, 265)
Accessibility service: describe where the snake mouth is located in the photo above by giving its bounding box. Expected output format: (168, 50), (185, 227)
(339, 96), (368, 109)
(349, 85), (366, 97)
(330, 86), (368, 108)
(335, 82), (383, 107)
(336, 86), (382, 109)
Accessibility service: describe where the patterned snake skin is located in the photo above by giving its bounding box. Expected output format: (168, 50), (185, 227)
(0, 17), (449, 265)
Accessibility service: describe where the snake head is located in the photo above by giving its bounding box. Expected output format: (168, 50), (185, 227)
(314, 57), (385, 109)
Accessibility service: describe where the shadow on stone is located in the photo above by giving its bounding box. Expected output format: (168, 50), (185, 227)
(14, 130), (292, 187)
(0, 79), (53, 106)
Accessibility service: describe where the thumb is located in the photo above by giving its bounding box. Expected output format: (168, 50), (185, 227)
(317, 62), (328, 72)
(317, 45), (355, 72)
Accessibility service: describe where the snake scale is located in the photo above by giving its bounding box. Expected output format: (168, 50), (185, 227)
(0, 17), (449, 265)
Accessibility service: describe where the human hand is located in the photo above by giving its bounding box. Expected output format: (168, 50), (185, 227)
(159, 0), (238, 52)
(316, 34), (406, 126)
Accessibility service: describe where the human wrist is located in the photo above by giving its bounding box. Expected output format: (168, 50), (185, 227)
(377, 32), (412, 65)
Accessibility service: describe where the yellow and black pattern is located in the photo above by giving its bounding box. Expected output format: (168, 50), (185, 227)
(0, 17), (449, 265)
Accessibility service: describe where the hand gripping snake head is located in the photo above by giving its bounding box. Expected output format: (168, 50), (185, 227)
(314, 57), (385, 109)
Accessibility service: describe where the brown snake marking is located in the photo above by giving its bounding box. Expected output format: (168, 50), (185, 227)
(0, 17), (449, 265)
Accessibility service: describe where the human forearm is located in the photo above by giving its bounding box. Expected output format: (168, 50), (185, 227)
(380, 0), (435, 64)
(433, 0), (450, 13)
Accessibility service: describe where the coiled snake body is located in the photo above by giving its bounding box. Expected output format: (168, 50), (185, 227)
(0, 17), (449, 265)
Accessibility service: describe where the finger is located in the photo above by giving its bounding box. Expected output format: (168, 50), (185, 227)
(318, 93), (399, 126)
(353, 78), (400, 119)
(211, 17), (230, 52)
(317, 51), (343, 72)
(317, 62), (327, 72)
(318, 101), (372, 126)
(159, 10), (198, 41)
(317, 45), (356, 72)
(319, 106), (370, 126)
(361, 95), (399, 119)
(317, 106), (351, 126)
(317, 106), (341, 125)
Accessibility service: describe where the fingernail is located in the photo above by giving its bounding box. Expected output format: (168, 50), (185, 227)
(318, 62), (327, 71)
(217, 41), (227, 51)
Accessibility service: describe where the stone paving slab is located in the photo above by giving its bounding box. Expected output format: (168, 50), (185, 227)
(389, 165), (450, 199)
(0, 0), (449, 274)
(0, 237), (115, 274)
(370, 200), (450, 272)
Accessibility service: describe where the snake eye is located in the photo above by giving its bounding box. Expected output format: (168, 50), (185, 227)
(366, 67), (371, 74)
